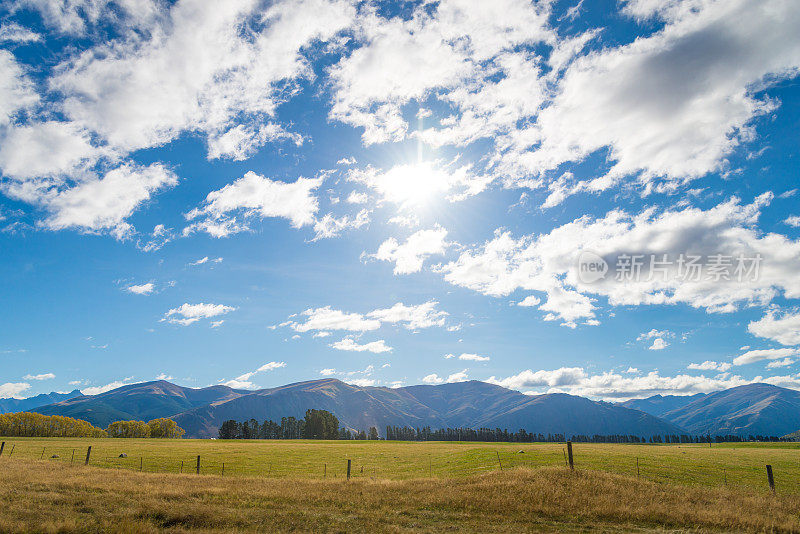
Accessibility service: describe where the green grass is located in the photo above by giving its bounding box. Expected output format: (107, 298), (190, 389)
(1, 437), (797, 494)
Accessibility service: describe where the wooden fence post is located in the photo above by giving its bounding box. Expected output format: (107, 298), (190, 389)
(324, 463), (326, 479)
(222, 463), (225, 477)
(567, 441), (574, 470)
(347, 459), (351, 480)
(40, 447), (45, 460)
(196, 455), (201, 475)
(140, 457), (143, 471)
(84, 446), (91, 466)
(496, 450), (503, 471)
(180, 461), (183, 474)
(766, 464), (775, 493)
(636, 457), (640, 478)
(9, 444), (14, 456)
(71, 449), (75, 465)
(0, 441), (4, 456)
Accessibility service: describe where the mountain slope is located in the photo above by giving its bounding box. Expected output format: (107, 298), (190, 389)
(0, 389), (82, 414)
(173, 379), (683, 438)
(34, 381), (247, 428)
(31, 378), (684, 438)
(662, 383), (800, 437)
(620, 393), (706, 417)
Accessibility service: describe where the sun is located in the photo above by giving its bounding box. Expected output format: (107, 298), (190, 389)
(375, 162), (450, 206)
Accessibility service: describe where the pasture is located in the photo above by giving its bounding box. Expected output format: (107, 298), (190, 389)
(1, 455), (800, 532)
(1, 437), (799, 495)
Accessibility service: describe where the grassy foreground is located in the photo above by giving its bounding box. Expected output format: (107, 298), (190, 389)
(1, 458), (798, 533)
(1, 438), (799, 494)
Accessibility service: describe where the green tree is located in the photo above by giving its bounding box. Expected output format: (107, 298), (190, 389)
(302, 409), (339, 439)
(368, 426), (379, 440)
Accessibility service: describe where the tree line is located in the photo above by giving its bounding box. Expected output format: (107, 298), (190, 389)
(0, 412), (185, 438)
(219, 409), (350, 439)
(219, 416), (791, 443)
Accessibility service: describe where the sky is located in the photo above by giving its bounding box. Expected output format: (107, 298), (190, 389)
(1, 0), (799, 402)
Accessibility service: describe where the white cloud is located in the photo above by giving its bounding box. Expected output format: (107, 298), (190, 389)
(493, 0), (800, 204)
(487, 366), (800, 401)
(446, 369), (469, 383)
(328, 0), (552, 144)
(40, 163), (178, 237)
(733, 348), (800, 366)
(330, 337), (392, 354)
(767, 358), (795, 369)
(319, 368), (336, 376)
(367, 301), (447, 330)
(190, 256), (223, 266)
(687, 361), (731, 372)
(312, 208), (370, 240)
(155, 373), (174, 381)
(164, 302), (236, 326)
(221, 361), (286, 389)
(346, 191), (368, 204)
(749, 310), (800, 346)
(22, 373), (55, 381)
(649, 338), (669, 351)
(440, 195), (800, 324)
(0, 22), (42, 43)
(210, 320), (224, 328)
(517, 295), (541, 307)
(447, 353), (489, 362)
(126, 282), (154, 295)
(346, 378), (376, 387)
(0, 50), (38, 127)
(82, 378), (137, 395)
(784, 216), (800, 228)
(422, 373), (443, 384)
(373, 226), (448, 275)
(290, 306), (381, 333)
(185, 171), (323, 237)
(0, 382), (30, 399)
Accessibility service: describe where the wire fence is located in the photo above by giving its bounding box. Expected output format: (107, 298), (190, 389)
(0, 439), (796, 494)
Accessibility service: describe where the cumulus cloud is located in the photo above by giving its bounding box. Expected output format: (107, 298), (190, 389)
(366, 301), (448, 330)
(81, 377), (137, 396)
(487, 366), (800, 400)
(422, 369), (469, 384)
(289, 306), (381, 333)
(330, 337), (392, 354)
(163, 302), (236, 326)
(126, 282), (154, 295)
(185, 172), (323, 237)
(221, 361), (286, 389)
(749, 309), (800, 346)
(373, 226), (448, 275)
(0, 382), (31, 399)
(312, 208), (370, 240)
(440, 195), (800, 324)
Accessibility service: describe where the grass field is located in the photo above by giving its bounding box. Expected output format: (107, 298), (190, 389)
(2, 456), (800, 532)
(1, 437), (799, 495)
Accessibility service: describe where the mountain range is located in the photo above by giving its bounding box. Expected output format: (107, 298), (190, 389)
(2, 380), (796, 439)
(0, 389), (82, 414)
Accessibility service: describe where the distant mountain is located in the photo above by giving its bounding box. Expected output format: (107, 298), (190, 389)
(30, 378), (682, 438)
(620, 393), (706, 417)
(661, 383), (800, 437)
(34, 381), (248, 428)
(171, 379), (683, 438)
(0, 389), (82, 414)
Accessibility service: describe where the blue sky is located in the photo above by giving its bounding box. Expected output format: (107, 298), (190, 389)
(1, 0), (799, 401)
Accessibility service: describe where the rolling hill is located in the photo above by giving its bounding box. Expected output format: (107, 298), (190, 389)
(660, 383), (800, 437)
(28, 378), (683, 438)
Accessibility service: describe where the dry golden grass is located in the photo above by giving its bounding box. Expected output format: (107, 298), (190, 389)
(1, 458), (798, 533)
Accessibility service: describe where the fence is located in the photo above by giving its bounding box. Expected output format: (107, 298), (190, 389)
(0, 438), (794, 494)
